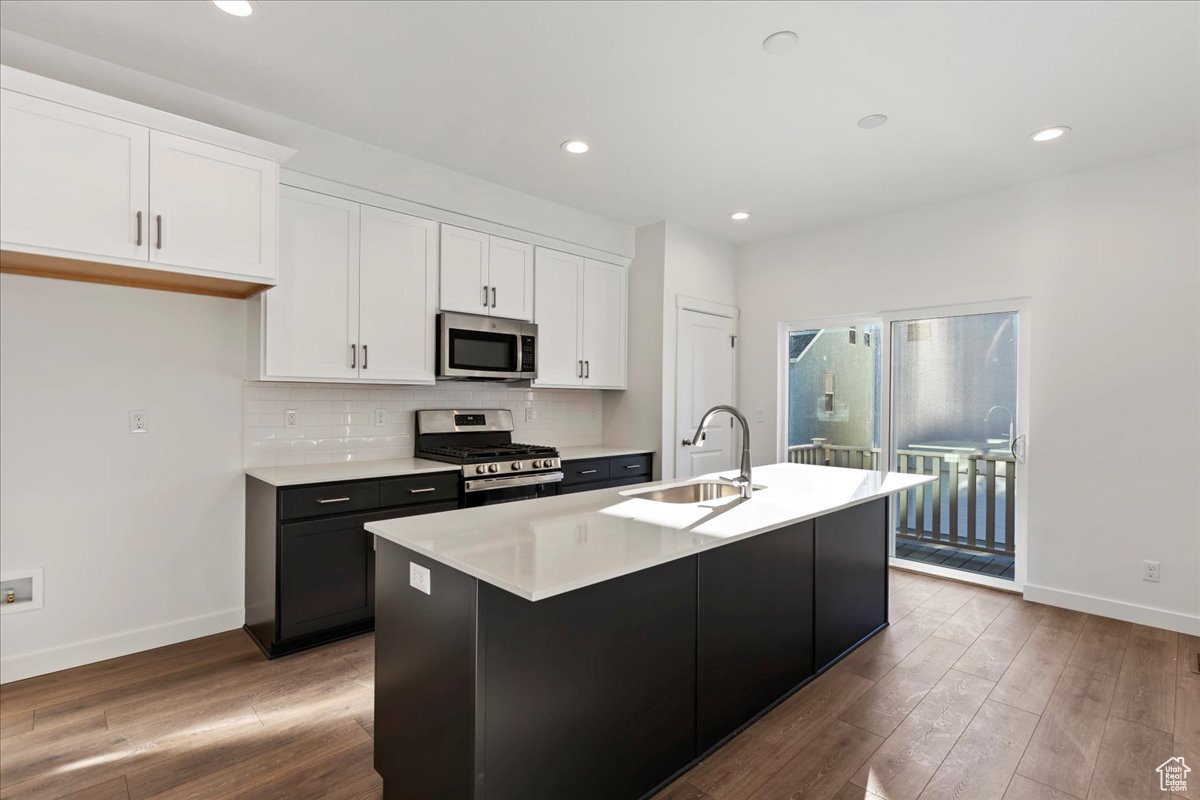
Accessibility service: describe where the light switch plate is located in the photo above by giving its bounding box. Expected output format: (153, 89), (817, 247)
(409, 562), (431, 595)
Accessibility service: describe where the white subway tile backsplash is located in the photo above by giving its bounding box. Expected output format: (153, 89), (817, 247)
(243, 382), (604, 467)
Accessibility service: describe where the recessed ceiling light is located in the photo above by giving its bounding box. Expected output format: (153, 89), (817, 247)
(730, 211), (751, 221)
(1031, 126), (1070, 142)
(762, 31), (799, 54)
(212, 0), (254, 16)
(857, 114), (888, 130)
(561, 140), (589, 155)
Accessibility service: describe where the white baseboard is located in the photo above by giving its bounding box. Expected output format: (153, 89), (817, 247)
(0, 607), (245, 684)
(1023, 584), (1200, 636)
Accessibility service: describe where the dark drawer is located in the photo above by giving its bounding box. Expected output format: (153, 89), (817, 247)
(379, 472), (460, 508)
(561, 458), (610, 486)
(280, 480), (380, 521)
(611, 454), (651, 478)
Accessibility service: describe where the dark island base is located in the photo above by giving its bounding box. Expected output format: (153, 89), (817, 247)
(374, 498), (888, 800)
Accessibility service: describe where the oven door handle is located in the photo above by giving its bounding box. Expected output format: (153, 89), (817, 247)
(463, 471), (564, 493)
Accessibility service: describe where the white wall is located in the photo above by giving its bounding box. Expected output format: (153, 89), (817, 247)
(0, 30), (633, 260)
(602, 221), (739, 480)
(246, 383), (602, 468)
(0, 275), (247, 682)
(737, 149), (1200, 633)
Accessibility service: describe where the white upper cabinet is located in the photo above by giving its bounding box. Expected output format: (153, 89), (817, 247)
(581, 259), (627, 389)
(534, 249), (585, 386)
(357, 205), (439, 383)
(533, 247), (627, 390)
(1, 89), (149, 262)
(254, 186), (438, 385)
(440, 225), (490, 315)
(439, 224), (533, 321)
(148, 131), (278, 281)
(488, 235), (534, 321)
(0, 68), (292, 297)
(264, 188), (359, 382)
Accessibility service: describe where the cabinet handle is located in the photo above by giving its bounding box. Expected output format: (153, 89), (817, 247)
(579, 469), (598, 475)
(584, 360), (590, 378)
(409, 487), (436, 494)
(350, 343), (357, 369)
(482, 285), (489, 307)
(624, 464), (640, 470)
(155, 214), (162, 249)
(491, 287), (497, 308)
(135, 211), (143, 246)
(363, 344), (368, 370)
(316, 497), (351, 504)
(577, 360), (583, 378)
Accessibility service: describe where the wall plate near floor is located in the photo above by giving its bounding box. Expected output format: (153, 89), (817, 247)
(0, 568), (44, 615)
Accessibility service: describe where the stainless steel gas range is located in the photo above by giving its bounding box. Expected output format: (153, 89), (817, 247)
(415, 409), (562, 506)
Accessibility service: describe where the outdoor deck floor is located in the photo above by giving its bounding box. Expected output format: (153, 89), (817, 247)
(897, 537), (1016, 579)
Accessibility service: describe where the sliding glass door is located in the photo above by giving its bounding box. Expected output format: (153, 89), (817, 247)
(783, 303), (1028, 588)
(891, 311), (1023, 581)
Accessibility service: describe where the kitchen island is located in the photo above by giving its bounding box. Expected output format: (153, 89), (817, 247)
(366, 462), (934, 800)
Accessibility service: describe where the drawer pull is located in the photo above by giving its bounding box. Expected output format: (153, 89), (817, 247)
(315, 497), (351, 504)
(578, 469), (598, 475)
(624, 464), (641, 470)
(409, 487), (437, 494)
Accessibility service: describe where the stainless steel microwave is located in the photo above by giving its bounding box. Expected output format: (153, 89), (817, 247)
(436, 312), (537, 381)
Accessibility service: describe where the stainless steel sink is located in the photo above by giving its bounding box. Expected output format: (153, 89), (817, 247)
(628, 481), (744, 504)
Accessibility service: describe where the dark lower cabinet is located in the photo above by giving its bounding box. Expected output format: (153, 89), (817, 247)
(696, 520), (814, 752)
(560, 452), (653, 494)
(814, 499), (889, 668)
(245, 473), (458, 658)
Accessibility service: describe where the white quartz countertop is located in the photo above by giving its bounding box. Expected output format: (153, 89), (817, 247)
(245, 458), (459, 487)
(366, 463), (935, 602)
(556, 445), (655, 461)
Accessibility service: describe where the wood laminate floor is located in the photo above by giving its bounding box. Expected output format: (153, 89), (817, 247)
(1, 569), (1196, 800)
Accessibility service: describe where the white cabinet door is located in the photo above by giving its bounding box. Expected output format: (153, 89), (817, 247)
(264, 187), (359, 381)
(358, 205), (439, 383)
(488, 235), (534, 321)
(0, 90), (149, 261)
(439, 225), (489, 314)
(533, 247), (584, 387)
(582, 259), (627, 388)
(148, 131), (277, 280)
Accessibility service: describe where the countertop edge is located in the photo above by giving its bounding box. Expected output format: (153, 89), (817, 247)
(244, 460), (460, 487)
(367, 470), (936, 602)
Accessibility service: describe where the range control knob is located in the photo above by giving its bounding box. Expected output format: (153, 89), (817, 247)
(531, 459), (542, 469)
(475, 465), (486, 475)
(488, 463), (499, 473)
(512, 461), (522, 471)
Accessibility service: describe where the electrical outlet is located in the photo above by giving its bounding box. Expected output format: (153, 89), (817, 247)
(128, 410), (148, 434)
(1142, 560), (1160, 583)
(525, 406), (536, 423)
(756, 408), (766, 423)
(409, 562), (431, 595)
(375, 408), (386, 427)
(284, 409), (298, 428)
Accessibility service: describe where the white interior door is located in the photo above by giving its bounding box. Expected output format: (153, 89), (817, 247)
(357, 205), (438, 383)
(488, 236), (534, 320)
(581, 259), (626, 388)
(532, 247), (583, 386)
(148, 131), (277, 280)
(439, 225), (489, 314)
(675, 308), (737, 479)
(0, 90), (149, 261)
(264, 187), (359, 381)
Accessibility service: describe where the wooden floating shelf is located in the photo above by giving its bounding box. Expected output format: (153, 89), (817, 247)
(0, 249), (271, 300)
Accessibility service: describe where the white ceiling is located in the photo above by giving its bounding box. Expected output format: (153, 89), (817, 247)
(1, 0), (1196, 243)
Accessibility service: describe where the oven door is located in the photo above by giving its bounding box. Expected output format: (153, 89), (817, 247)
(462, 472), (563, 507)
(438, 312), (535, 380)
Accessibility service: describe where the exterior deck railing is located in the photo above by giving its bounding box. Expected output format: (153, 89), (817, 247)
(787, 440), (1015, 556)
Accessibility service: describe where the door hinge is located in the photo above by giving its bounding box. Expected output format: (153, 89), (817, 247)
(730, 335), (737, 348)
